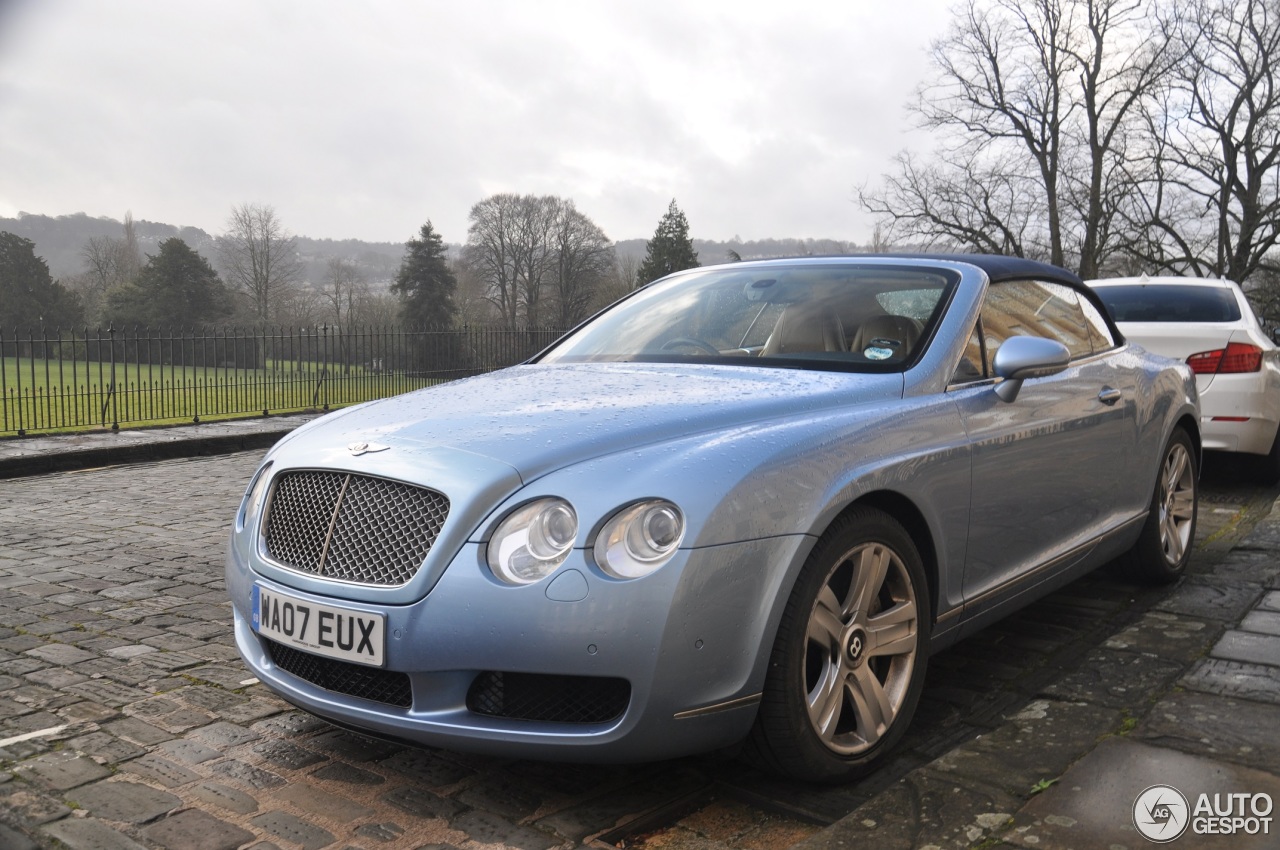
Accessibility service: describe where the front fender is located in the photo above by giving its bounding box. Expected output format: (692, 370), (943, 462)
(481, 394), (972, 692)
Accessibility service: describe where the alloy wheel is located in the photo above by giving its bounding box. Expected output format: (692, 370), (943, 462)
(1159, 442), (1196, 566)
(803, 541), (919, 755)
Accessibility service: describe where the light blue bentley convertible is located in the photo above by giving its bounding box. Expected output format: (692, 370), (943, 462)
(227, 254), (1199, 781)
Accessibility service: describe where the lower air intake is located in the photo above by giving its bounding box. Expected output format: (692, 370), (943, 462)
(265, 639), (412, 708)
(467, 671), (630, 724)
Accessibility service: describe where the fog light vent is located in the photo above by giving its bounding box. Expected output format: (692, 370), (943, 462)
(467, 671), (629, 723)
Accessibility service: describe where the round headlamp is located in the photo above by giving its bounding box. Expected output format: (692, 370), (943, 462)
(594, 500), (685, 579)
(487, 498), (578, 585)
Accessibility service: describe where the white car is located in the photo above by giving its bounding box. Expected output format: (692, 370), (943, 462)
(1088, 275), (1280, 480)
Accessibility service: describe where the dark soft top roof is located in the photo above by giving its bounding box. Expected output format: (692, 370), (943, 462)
(877, 253), (1083, 286)
(714, 253), (1083, 288)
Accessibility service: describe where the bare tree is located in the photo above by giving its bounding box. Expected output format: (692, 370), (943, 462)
(274, 286), (322, 328)
(589, 252), (641, 313)
(82, 236), (123, 293)
(549, 199), (615, 326)
(464, 194), (521, 329)
(512, 195), (558, 327)
(911, 0), (1072, 262)
(453, 256), (501, 325)
(77, 214), (143, 324)
(862, 0), (1171, 277)
(1129, 0), (1280, 282)
(464, 194), (610, 328)
(1063, 0), (1179, 277)
(862, 150), (1040, 257)
(868, 223), (893, 253)
(358, 292), (401, 327)
(217, 203), (303, 323)
(322, 256), (369, 326)
(79, 236), (127, 323)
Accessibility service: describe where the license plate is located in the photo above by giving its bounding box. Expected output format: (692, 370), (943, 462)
(252, 585), (385, 667)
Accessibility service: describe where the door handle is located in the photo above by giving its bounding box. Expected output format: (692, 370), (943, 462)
(1098, 387), (1122, 406)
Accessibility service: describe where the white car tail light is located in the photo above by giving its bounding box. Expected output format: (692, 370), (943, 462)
(1186, 342), (1263, 374)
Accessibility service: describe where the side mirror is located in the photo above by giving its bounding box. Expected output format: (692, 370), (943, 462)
(1271, 326), (1280, 346)
(992, 336), (1072, 402)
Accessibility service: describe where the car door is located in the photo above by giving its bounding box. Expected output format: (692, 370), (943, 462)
(949, 279), (1139, 608)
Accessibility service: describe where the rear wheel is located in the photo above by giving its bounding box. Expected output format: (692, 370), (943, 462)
(748, 507), (929, 782)
(1123, 428), (1197, 583)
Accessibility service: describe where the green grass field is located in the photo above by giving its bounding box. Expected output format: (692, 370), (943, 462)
(1, 356), (437, 434)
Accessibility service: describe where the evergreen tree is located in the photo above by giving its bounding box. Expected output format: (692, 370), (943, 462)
(636, 199), (699, 286)
(393, 221), (458, 327)
(106, 238), (231, 328)
(0, 231), (83, 331)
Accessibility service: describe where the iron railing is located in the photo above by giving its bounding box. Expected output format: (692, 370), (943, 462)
(0, 324), (565, 436)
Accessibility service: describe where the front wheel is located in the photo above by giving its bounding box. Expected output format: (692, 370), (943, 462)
(748, 507), (929, 782)
(1123, 427), (1198, 584)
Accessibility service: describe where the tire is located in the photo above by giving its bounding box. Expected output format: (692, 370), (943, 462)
(1123, 427), (1198, 584)
(748, 506), (930, 782)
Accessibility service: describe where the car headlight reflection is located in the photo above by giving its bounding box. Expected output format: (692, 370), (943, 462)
(487, 498), (578, 585)
(238, 462), (273, 530)
(594, 500), (685, 579)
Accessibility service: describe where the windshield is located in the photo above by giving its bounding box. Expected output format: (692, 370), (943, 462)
(539, 263), (957, 371)
(1093, 284), (1242, 323)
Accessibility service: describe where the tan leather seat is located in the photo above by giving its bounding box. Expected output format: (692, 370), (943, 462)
(850, 315), (922, 362)
(761, 303), (847, 356)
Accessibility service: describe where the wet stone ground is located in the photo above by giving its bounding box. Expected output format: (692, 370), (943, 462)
(0, 452), (1274, 850)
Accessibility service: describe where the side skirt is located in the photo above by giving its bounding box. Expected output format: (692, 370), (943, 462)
(929, 513), (1147, 653)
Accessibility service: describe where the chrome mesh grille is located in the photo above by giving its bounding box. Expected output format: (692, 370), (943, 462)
(264, 471), (449, 586)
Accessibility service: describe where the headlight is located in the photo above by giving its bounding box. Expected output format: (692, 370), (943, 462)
(238, 462), (273, 530)
(487, 498), (578, 585)
(594, 500), (685, 579)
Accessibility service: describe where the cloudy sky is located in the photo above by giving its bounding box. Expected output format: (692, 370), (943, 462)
(0, 0), (955, 246)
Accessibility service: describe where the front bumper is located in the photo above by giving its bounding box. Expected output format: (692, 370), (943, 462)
(228, 535), (809, 762)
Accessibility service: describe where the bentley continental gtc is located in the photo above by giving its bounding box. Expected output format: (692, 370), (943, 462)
(227, 254), (1200, 781)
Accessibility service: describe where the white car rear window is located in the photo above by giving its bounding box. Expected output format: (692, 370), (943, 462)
(1094, 285), (1241, 323)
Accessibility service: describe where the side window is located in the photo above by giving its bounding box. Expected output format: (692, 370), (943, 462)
(981, 280), (1094, 361)
(951, 322), (987, 383)
(1079, 295), (1117, 353)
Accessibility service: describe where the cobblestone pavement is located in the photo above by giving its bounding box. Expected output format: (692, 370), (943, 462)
(787, 462), (1280, 850)
(0, 451), (1277, 850)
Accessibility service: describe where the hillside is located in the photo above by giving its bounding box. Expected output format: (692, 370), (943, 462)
(1, 212), (867, 285)
(0, 212), (406, 286)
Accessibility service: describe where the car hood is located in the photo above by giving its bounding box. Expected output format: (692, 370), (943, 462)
(275, 362), (904, 482)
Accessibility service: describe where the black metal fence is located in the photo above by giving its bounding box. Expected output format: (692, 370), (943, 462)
(1, 324), (566, 436)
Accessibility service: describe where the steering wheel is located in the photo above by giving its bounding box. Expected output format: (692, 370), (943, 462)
(660, 337), (721, 356)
